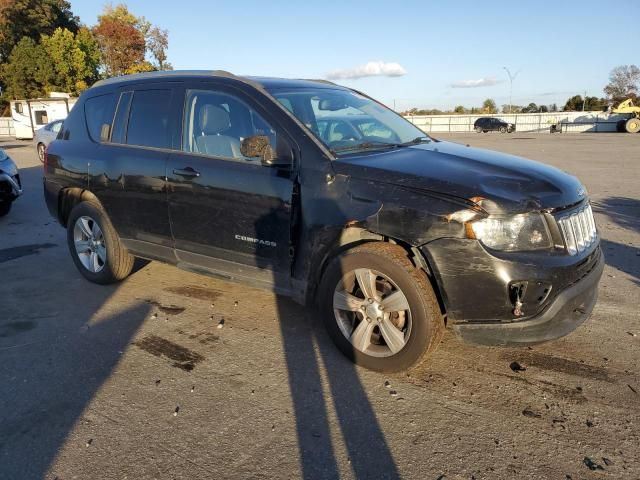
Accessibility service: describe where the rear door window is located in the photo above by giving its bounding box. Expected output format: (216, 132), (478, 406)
(125, 89), (172, 149)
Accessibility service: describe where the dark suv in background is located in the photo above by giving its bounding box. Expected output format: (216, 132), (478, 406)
(43, 71), (602, 372)
(474, 116), (515, 133)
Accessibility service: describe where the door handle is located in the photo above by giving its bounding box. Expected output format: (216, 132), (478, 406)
(173, 167), (200, 178)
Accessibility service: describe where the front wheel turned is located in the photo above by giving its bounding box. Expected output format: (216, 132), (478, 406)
(319, 242), (444, 372)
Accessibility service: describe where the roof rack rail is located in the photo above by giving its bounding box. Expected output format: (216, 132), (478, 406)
(299, 78), (337, 86)
(93, 70), (240, 88)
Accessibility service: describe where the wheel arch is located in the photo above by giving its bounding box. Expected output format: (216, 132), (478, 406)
(306, 227), (447, 319)
(58, 188), (103, 227)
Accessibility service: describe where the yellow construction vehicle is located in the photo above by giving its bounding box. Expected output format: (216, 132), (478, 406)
(612, 99), (640, 133)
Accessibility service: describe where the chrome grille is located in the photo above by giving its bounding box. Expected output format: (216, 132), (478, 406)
(557, 204), (597, 255)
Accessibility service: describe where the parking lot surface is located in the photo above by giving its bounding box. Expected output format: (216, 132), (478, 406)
(1, 133), (639, 479)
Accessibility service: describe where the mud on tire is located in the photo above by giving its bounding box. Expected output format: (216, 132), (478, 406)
(319, 242), (444, 372)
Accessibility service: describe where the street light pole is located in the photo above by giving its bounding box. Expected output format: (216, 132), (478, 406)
(503, 67), (520, 114)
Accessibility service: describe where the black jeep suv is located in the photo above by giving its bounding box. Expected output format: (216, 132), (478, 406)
(474, 117), (515, 133)
(43, 71), (603, 372)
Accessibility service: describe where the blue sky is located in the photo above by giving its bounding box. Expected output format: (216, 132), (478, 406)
(72, 0), (639, 110)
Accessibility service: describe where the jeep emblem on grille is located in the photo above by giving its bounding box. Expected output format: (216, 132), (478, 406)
(577, 187), (586, 197)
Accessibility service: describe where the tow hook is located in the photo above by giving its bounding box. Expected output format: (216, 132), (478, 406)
(510, 282), (527, 317)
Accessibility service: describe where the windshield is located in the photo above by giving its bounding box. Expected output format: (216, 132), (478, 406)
(268, 87), (430, 155)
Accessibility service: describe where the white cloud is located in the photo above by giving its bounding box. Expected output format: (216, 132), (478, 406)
(450, 77), (503, 88)
(327, 61), (407, 80)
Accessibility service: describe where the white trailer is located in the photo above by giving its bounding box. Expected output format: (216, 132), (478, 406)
(10, 93), (77, 140)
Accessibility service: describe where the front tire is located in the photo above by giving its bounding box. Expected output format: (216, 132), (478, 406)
(475, 126), (482, 133)
(319, 242), (444, 372)
(67, 201), (134, 284)
(499, 126), (507, 133)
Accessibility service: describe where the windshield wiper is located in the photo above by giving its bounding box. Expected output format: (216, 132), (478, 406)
(332, 141), (400, 153)
(332, 136), (430, 155)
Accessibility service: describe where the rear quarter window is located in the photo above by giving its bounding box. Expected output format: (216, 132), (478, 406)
(84, 93), (116, 142)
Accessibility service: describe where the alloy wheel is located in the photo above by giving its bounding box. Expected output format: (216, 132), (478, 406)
(333, 268), (412, 357)
(73, 216), (106, 273)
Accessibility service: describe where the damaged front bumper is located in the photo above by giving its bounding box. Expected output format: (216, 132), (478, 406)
(421, 238), (604, 346)
(451, 250), (603, 345)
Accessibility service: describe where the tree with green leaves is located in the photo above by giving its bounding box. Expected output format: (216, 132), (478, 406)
(1, 27), (100, 98)
(0, 0), (78, 60)
(562, 95), (607, 111)
(520, 102), (539, 113)
(41, 27), (101, 94)
(563, 95), (583, 111)
(482, 99), (497, 114)
(0, 36), (52, 98)
(501, 104), (521, 113)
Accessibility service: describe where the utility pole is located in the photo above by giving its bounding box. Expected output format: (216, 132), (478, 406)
(503, 67), (520, 114)
(583, 90), (587, 111)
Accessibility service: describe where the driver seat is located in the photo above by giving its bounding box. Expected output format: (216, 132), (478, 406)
(332, 122), (359, 142)
(195, 105), (241, 158)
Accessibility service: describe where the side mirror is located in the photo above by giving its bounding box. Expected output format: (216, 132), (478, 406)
(240, 135), (292, 168)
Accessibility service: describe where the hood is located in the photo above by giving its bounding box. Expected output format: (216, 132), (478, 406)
(334, 140), (585, 214)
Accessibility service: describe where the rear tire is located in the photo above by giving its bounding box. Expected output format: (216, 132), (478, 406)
(319, 242), (444, 372)
(66, 200), (134, 284)
(0, 200), (12, 217)
(475, 126), (482, 133)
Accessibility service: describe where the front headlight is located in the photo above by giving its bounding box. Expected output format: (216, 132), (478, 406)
(0, 149), (8, 162)
(467, 213), (552, 251)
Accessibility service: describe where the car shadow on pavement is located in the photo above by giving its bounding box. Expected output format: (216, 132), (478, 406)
(0, 277), (150, 479)
(256, 208), (400, 480)
(592, 196), (640, 234)
(592, 196), (640, 285)
(276, 299), (400, 479)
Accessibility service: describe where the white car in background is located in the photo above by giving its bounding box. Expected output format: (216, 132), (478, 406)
(33, 119), (63, 162)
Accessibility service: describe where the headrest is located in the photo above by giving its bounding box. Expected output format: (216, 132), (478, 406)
(198, 104), (230, 135)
